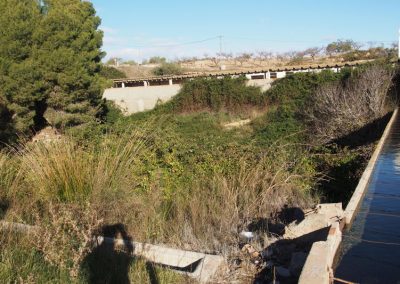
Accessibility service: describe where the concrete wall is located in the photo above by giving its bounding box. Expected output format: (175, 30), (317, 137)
(103, 85), (181, 114)
(245, 78), (273, 92)
(104, 79), (273, 114)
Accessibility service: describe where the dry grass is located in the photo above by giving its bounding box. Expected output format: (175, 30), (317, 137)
(0, 126), (316, 281)
(305, 63), (395, 143)
(32, 202), (103, 279)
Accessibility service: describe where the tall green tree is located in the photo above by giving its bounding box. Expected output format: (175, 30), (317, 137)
(35, 0), (105, 128)
(0, 0), (105, 142)
(0, 0), (43, 139)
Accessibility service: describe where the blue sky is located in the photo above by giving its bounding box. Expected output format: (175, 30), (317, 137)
(91, 0), (400, 62)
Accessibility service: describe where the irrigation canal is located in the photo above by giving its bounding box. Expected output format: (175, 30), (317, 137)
(335, 112), (400, 283)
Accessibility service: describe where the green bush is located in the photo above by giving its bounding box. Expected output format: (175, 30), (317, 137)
(148, 56), (167, 64)
(152, 62), (183, 76)
(168, 76), (266, 113)
(99, 65), (126, 79)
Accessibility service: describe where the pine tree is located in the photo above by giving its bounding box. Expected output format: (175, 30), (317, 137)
(35, 0), (105, 128)
(0, 0), (43, 138)
(0, 0), (105, 142)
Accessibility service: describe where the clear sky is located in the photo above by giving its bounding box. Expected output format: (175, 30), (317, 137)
(90, 0), (400, 62)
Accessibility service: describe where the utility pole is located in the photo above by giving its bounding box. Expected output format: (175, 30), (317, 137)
(218, 35), (223, 55)
(398, 28), (400, 60)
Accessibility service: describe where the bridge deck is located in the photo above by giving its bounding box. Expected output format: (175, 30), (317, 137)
(112, 63), (357, 87)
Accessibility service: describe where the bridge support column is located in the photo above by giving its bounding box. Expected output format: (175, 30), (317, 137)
(144, 81), (149, 87)
(122, 82), (126, 88)
(169, 79), (173, 85)
(265, 72), (270, 79)
(276, 71), (286, 78)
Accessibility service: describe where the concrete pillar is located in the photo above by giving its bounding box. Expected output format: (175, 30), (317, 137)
(277, 71), (286, 78)
(144, 81), (149, 87)
(122, 82), (125, 88)
(169, 79), (173, 85)
(265, 72), (271, 79)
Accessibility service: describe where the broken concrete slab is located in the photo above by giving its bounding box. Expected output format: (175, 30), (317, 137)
(316, 203), (343, 219)
(97, 236), (226, 283)
(1, 221), (225, 283)
(284, 214), (330, 239)
(0, 221), (38, 234)
(284, 203), (343, 239)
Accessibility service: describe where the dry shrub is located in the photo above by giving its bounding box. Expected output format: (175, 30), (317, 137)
(306, 64), (395, 143)
(169, 146), (314, 253)
(3, 124), (316, 272)
(102, 143), (316, 254)
(32, 202), (103, 279)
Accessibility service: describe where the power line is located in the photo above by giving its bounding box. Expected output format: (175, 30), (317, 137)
(107, 35), (396, 50)
(122, 36), (220, 48)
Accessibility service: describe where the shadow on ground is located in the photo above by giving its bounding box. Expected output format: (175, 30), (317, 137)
(82, 223), (169, 284)
(317, 112), (393, 206)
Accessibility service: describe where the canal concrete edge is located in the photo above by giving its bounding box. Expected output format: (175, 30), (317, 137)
(299, 108), (398, 284)
(344, 108), (398, 225)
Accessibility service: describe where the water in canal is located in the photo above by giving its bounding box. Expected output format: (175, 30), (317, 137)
(335, 113), (400, 284)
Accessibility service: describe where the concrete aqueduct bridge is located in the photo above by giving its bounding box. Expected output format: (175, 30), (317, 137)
(104, 63), (354, 115)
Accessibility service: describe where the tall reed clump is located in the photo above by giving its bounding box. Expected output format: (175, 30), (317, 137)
(0, 150), (21, 219)
(12, 127), (148, 204)
(1, 129), (151, 280)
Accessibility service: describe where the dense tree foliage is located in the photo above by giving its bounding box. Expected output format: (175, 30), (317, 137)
(99, 66), (126, 79)
(152, 62), (183, 76)
(325, 39), (361, 55)
(0, 0), (105, 142)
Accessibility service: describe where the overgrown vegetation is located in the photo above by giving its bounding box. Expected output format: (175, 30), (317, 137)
(152, 62), (184, 76)
(1, 61), (397, 282)
(99, 65), (127, 80)
(169, 76), (267, 113)
(0, 1), (398, 281)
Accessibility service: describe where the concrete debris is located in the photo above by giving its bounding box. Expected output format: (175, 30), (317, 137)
(241, 243), (262, 265)
(97, 236), (226, 283)
(239, 231), (255, 242)
(284, 203), (343, 239)
(316, 203), (344, 220)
